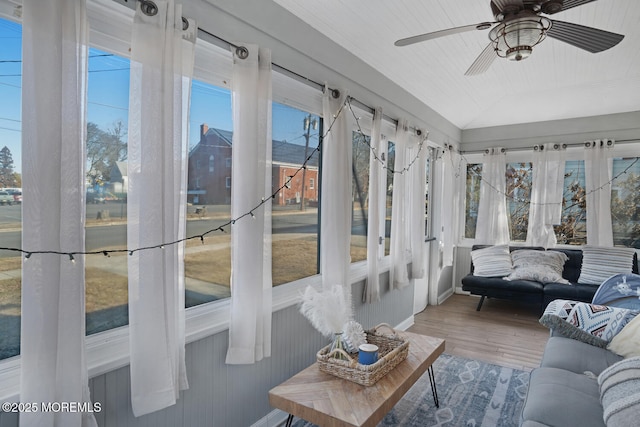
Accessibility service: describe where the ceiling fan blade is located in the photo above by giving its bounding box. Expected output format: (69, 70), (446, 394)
(492, 0), (524, 12)
(559, 0), (598, 13)
(547, 20), (624, 53)
(465, 43), (497, 76)
(394, 22), (494, 47)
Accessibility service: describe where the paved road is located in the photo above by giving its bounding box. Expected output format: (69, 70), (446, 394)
(0, 204), (367, 258)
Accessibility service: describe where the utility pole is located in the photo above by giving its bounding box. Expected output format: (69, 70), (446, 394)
(300, 114), (317, 211)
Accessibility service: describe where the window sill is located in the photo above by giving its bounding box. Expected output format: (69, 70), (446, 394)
(0, 257), (390, 402)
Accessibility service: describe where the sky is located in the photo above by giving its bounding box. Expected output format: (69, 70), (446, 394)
(0, 16), (320, 176)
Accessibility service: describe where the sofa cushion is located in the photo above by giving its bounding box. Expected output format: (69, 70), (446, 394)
(539, 299), (638, 348)
(461, 275), (543, 293)
(598, 356), (640, 427)
(470, 244), (512, 277)
(549, 248), (583, 284)
(542, 283), (598, 304)
(578, 246), (637, 285)
(521, 367), (604, 427)
(607, 313), (640, 358)
(505, 249), (569, 284)
(541, 337), (623, 376)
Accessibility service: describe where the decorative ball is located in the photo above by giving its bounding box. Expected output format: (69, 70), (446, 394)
(342, 320), (367, 353)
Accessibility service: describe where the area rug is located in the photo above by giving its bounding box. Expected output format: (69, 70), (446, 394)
(292, 353), (530, 427)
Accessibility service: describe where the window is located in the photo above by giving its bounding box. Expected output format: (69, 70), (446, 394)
(506, 162), (532, 242)
(465, 163), (482, 239)
(225, 157), (231, 168)
(0, 16), (22, 360)
(424, 148), (432, 237)
(463, 161), (532, 242)
(554, 160), (586, 245)
(185, 79), (233, 303)
(271, 103), (321, 285)
(85, 47), (131, 336)
(611, 157), (640, 248)
(351, 131), (370, 262)
(384, 141), (395, 255)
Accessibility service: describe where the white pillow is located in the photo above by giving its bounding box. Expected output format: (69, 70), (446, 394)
(578, 245), (636, 285)
(505, 249), (569, 284)
(471, 245), (512, 277)
(608, 313), (640, 358)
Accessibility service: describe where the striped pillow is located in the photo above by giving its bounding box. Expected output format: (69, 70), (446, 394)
(598, 356), (640, 427)
(578, 246), (637, 286)
(471, 245), (513, 277)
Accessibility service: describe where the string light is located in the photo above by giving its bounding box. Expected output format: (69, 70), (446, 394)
(455, 149), (639, 207)
(1, 95), (426, 261)
(346, 97), (427, 176)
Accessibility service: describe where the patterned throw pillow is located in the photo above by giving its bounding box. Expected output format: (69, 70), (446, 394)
(505, 249), (569, 284)
(598, 356), (640, 427)
(578, 245), (637, 285)
(539, 299), (639, 348)
(471, 245), (512, 277)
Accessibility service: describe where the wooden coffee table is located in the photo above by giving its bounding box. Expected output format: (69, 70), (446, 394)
(269, 331), (445, 427)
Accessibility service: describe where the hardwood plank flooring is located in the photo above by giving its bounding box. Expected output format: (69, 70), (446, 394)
(408, 294), (550, 371)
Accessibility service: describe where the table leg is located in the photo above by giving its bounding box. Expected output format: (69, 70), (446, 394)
(285, 414), (294, 427)
(428, 365), (439, 408)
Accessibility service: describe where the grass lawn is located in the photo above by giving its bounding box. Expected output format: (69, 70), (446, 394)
(0, 234), (368, 358)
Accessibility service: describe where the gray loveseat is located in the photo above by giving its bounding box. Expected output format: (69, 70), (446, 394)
(521, 294), (640, 427)
(520, 335), (622, 427)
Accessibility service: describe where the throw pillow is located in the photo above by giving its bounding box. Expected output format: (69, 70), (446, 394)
(598, 356), (640, 427)
(539, 299), (638, 348)
(578, 245), (637, 286)
(505, 249), (569, 284)
(608, 313), (640, 358)
(470, 245), (512, 277)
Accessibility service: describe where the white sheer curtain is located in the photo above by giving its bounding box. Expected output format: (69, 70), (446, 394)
(409, 134), (428, 279)
(225, 44), (273, 365)
(390, 120), (410, 289)
(441, 147), (460, 266)
(585, 139), (615, 246)
(320, 88), (352, 306)
(20, 1), (96, 426)
(475, 147), (510, 244)
(364, 108), (384, 303)
(526, 144), (566, 248)
(127, 0), (195, 415)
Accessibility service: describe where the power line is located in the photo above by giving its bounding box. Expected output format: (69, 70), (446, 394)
(0, 53), (115, 64)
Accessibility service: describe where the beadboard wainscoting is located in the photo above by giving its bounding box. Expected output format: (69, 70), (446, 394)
(0, 274), (413, 427)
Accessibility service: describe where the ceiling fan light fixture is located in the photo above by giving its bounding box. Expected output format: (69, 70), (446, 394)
(489, 14), (552, 61)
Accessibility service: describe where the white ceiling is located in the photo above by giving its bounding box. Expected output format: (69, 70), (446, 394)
(273, 0), (640, 130)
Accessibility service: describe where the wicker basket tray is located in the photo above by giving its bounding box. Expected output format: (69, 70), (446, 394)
(316, 323), (409, 386)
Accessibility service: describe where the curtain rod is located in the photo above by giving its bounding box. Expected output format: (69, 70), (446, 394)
(458, 138), (640, 155)
(196, 27), (424, 134)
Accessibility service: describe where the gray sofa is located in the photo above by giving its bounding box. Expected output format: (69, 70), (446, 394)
(520, 335), (622, 427)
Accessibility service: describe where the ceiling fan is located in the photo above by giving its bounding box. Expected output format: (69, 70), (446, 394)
(394, 0), (624, 76)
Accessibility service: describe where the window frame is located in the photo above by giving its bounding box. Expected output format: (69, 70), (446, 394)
(0, 0), (414, 401)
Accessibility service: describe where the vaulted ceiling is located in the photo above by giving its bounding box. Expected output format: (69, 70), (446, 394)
(273, 0), (640, 130)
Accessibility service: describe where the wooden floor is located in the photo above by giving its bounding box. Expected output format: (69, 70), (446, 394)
(408, 294), (550, 371)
